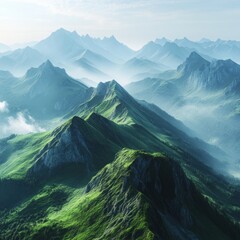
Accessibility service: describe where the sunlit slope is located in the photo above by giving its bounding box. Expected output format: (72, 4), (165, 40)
(0, 149), (239, 240)
(67, 80), (226, 169)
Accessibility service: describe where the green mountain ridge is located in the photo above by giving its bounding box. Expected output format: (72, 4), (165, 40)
(1, 70), (239, 239)
(67, 80), (227, 170)
(0, 149), (239, 239)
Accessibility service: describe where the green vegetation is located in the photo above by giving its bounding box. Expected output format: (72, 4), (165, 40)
(1, 80), (240, 239)
(0, 150), (155, 239)
(1, 149), (239, 239)
(0, 132), (52, 179)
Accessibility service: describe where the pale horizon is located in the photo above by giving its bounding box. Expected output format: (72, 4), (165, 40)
(0, 0), (240, 50)
(1, 27), (240, 51)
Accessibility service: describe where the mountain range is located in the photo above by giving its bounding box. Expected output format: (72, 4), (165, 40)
(126, 51), (240, 159)
(1, 60), (88, 120)
(1, 29), (240, 239)
(0, 47), (47, 76)
(0, 76), (239, 238)
(2, 28), (240, 84)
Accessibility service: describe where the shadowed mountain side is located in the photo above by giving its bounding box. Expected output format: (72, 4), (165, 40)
(126, 52), (240, 159)
(4, 60), (89, 119)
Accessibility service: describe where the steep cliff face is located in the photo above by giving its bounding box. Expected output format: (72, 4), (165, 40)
(85, 149), (238, 240)
(129, 154), (194, 229)
(30, 117), (92, 174)
(27, 114), (123, 178)
(117, 150), (196, 239)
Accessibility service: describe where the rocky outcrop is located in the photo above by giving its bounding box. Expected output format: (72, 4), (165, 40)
(30, 117), (92, 174)
(128, 154), (197, 239)
(129, 155), (193, 221)
(85, 150), (199, 239)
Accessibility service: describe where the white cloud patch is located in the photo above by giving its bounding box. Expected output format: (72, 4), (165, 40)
(0, 101), (9, 113)
(0, 101), (44, 138)
(0, 112), (45, 138)
(5, 112), (44, 134)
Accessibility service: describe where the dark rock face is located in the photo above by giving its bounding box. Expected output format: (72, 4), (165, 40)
(129, 156), (196, 240)
(30, 117), (92, 174)
(83, 149), (240, 239)
(86, 152), (198, 239)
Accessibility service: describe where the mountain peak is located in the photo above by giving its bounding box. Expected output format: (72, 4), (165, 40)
(188, 51), (204, 60)
(23, 59), (68, 84)
(155, 37), (170, 46)
(109, 35), (117, 41)
(94, 80), (133, 104)
(72, 30), (79, 35)
(94, 80), (118, 95)
(105, 79), (125, 92)
(184, 51), (210, 66)
(31, 115), (92, 172)
(146, 41), (158, 47)
(157, 37), (169, 41)
(14, 46), (41, 56)
(0, 70), (15, 79)
(177, 52), (210, 74)
(23, 46), (32, 51)
(70, 115), (85, 127)
(49, 28), (77, 39)
(39, 59), (54, 70)
(54, 28), (69, 34)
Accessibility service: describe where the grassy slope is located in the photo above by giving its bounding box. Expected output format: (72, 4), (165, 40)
(0, 81), (240, 239)
(0, 149), (239, 240)
(0, 150), (155, 239)
(66, 81), (224, 173)
(0, 132), (53, 180)
(0, 112), (175, 182)
(0, 112), (177, 211)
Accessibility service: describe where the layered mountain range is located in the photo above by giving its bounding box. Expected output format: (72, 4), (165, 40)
(126, 52), (240, 160)
(0, 29), (240, 239)
(1, 28), (240, 83)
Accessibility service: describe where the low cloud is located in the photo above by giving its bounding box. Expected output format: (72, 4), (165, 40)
(0, 101), (44, 138)
(3, 112), (44, 135)
(0, 101), (9, 113)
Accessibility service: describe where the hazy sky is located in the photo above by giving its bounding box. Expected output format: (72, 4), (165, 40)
(0, 0), (240, 49)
